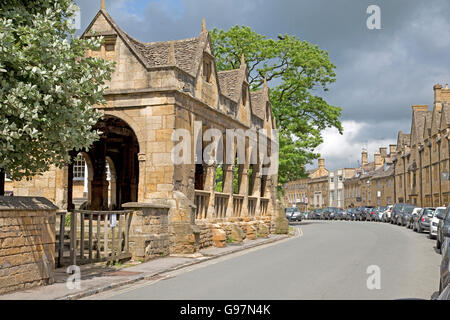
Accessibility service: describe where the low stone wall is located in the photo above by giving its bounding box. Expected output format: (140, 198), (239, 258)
(123, 203), (171, 261)
(0, 197), (57, 295)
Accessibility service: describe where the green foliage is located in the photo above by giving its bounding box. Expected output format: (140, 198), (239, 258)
(0, 0), (114, 180)
(211, 26), (343, 188)
(214, 164), (223, 192)
(226, 236), (234, 243)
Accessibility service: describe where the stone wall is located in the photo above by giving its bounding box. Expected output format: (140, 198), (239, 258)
(0, 197), (57, 295)
(123, 203), (171, 261)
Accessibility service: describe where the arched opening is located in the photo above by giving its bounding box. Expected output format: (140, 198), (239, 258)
(68, 115), (140, 210)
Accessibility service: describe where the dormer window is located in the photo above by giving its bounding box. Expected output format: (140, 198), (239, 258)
(203, 58), (212, 83)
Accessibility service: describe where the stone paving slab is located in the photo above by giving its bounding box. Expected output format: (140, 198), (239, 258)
(0, 234), (289, 300)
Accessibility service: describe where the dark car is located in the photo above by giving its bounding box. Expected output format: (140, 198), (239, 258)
(439, 221), (450, 294)
(312, 208), (323, 220)
(322, 207), (334, 220)
(391, 203), (409, 224)
(397, 205), (416, 227)
(354, 207), (365, 221)
(412, 207), (435, 232)
(334, 208), (344, 220)
(285, 207), (302, 222)
(437, 206), (450, 253)
(346, 208), (357, 221)
(364, 206), (377, 221)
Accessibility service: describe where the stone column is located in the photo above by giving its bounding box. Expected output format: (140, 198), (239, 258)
(239, 164), (249, 216)
(223, 164), (235, 217)
(204, 163), (217, 219)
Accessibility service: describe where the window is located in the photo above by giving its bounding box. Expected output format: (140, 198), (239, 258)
(105, 44), (115, 51)
(338, 176), (343, 181)
(330, 177), (334, 183)
(387, 179), (391, 187)
(73, 154), (86, 181)
(203, 59), (212, 83)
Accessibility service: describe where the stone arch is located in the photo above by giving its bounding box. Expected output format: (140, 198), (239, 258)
(101, 110), (145, 155)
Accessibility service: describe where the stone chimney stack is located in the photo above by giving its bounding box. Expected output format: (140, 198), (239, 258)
(379, 147), (388, 159)
(374, 152), (382, 168)
(318, 158), (325, 169)
(361, 150), (368, 166)
(433, 83), (450, 112)
(389, 144), (397, 155)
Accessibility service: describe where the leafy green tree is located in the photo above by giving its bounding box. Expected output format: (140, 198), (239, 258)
(211, 26), (342, 189)
(0, 0), (114, 194)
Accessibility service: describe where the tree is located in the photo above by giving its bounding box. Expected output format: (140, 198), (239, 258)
(211, 26), (343, 189)
(0, 0), (114, 194)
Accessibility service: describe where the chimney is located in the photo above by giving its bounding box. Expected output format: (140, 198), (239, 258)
(361, 150), (368, 166)
(389, 144), (397, 155)
(412, 105), (428, 112)
(374, 152), (382, 168)
(318, 158), (325, 169)
(379, 147), (387, 158)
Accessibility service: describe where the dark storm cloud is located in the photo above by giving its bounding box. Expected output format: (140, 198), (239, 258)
(75, 0), (450, 169)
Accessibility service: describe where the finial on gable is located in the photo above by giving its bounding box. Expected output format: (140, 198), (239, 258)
(202, 18), (207, 32)
(240, 53), (246, 67)
(263, 77), (268, 89)
(101, 0), (106, 10)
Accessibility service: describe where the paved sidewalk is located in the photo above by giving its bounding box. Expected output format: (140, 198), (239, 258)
(0, 233), (289, 300)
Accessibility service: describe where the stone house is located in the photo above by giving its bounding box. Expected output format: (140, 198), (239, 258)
(9, 5), (282, 259)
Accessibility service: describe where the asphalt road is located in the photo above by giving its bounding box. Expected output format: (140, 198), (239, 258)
(87, 220), (442, 300)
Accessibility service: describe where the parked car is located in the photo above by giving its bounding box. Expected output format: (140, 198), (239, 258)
(354, 207), (365, 221)
(285, 207), (302, 222)
(334, 208), (344, 220)
(391, 203), (409, 224)
(343, 208), (354, 221)
(322, 207), (335, 220)
(439, 222), (450, 294)
(413, 207), (436, 233)
(313, 208), (323, 220)
(406, 207), (423, 229)
(381, 205), (393, 222)
(376, 206), (387, 221)
(437, 206), (450, 253)
(397, 205), (416, 226)
(436, 283), (450, 300)
(429, 207), (445, 239)
(365, 207), (377, 221)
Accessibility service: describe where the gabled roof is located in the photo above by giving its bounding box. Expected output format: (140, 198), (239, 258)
(423, 112), (432, 139)
(218, 69), (244, 103)
(411, 110), (429, 145)
(397, 131), (410, 149)
(82, 9), (207, 77)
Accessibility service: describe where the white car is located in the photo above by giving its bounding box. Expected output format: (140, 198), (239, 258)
(382, 205), (393, 222)
(430, 207), (446, 239)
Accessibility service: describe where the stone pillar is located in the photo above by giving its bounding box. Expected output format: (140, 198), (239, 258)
(204, 164), (217, 219)
(239, 164), (249, 216)
(137, 153), (146, 202)
(223, 164), (234, 217)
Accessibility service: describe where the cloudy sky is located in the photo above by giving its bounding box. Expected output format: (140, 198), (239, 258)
(74, 0), (450, 170)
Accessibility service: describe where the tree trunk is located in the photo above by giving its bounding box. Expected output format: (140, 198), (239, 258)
(0, 169), (5, 196)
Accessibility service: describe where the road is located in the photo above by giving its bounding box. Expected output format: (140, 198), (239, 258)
(86, 220), (442, 300)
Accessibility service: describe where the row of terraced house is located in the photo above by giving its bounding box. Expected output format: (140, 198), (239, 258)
(283, 83), (450, 210)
